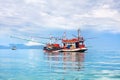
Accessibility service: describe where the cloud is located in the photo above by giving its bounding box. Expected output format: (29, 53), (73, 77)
(91, 4), (120, 20)
(0, 0), (120, 35)
(25, 41), (43, 46)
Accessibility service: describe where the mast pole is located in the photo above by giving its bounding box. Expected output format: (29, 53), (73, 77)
(49, 34), (52, 44)
(78, 28), (80, 40)
(63, 32), (66, 40)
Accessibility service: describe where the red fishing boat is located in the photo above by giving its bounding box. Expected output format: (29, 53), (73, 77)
(43, 29), (87, 52)
(11, 29), (87, 52)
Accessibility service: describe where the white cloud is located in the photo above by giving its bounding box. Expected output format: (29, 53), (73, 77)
(25, 0), (46, 4)
(0, 0), (120, 35)
(25, 41), (43, 46)
(92, 4), (120, 20)
(70, 3), (120, 32)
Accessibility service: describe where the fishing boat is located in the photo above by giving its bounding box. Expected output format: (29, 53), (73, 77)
(43, 29), (87, 52)
(11, 29), (87, 52)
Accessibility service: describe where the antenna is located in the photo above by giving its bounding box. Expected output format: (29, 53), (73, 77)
(49, 34), (52, 44)
(63, 31), (66, 39)
(78, 28), (81, 39)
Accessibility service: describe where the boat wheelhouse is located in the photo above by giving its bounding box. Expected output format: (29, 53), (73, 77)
(61, 37), (87, 52)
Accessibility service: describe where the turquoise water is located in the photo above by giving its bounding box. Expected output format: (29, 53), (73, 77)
(0, 49), (120, 80)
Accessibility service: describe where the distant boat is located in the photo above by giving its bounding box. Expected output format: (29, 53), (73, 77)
(12, 46), (16, 50)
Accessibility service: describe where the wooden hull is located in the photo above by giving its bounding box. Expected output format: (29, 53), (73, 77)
(43, 47), (62, 52)
(44, 48), (87, 52)
(60, 48), (87, 52)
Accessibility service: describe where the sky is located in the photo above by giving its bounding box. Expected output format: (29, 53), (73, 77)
(0, 0), (120, 50)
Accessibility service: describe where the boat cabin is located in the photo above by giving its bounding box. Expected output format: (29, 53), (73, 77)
(62, 37), (85, 49)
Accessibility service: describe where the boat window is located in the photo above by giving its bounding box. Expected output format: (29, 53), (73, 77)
(75, 42), (79, 48)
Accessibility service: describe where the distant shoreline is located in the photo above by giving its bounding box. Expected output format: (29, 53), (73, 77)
(0, 44), (43, 49)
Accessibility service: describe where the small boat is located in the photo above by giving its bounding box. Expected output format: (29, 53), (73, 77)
(12, 46), (16, 50)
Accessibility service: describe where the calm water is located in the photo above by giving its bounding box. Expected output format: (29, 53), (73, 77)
(0, 49), (120, 80)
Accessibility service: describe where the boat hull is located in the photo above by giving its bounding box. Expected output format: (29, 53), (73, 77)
(60, 48), (87, 52)
(44, 48), (87, 52)
(43, 47), (62, 52)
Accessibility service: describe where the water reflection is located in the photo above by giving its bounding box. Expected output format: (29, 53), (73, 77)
(44, 52), (85, 72)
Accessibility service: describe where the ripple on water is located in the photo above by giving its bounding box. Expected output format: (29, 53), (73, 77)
(0, 49), (120, 80)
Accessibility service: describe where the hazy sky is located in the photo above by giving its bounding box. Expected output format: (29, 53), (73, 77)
(0, 0), (120, 49)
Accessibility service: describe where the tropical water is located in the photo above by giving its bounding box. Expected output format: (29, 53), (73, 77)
(0, 49), (120, 80)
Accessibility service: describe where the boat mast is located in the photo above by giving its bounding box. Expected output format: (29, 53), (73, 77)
(78, 29), (80, 40)
(49, 34), (52, 44)
(63, 32), (66, 40)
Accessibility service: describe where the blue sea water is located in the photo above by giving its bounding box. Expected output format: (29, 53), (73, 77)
(0, 49), (120, 80)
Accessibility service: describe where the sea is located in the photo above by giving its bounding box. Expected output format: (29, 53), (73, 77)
(0, 49), (120, 80)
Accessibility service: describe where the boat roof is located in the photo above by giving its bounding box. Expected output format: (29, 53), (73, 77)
(62, 38), (79, 43)
(62, 37), (84, 43)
